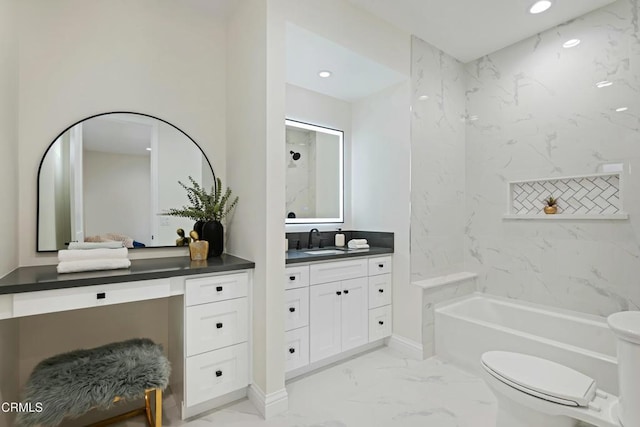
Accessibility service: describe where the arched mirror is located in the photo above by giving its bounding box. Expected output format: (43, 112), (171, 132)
(37, 112), (215, 251)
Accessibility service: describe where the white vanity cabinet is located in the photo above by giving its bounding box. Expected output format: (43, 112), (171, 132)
(173, 271), (252, 419)
(367, 256), (393, 341)
(284, 265), (310, 373)
(309, 276), (369, 362)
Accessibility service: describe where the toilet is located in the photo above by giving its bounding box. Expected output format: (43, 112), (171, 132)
(480, 311), (640, 427)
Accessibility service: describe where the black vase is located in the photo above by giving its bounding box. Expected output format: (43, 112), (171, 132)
(193, 220), (205, 240)
(201, 220), (224, 257)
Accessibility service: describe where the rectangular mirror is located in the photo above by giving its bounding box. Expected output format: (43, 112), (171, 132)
(285, 119), (343, 224)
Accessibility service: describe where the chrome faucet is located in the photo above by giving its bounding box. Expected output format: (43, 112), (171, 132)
(308, 228), (320, 249)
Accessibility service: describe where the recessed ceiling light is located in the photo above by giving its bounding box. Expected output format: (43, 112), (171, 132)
(318, 70), (332, 78)
(468, 115), (479, 121)
(418, 95), (429, 101)
(146, 147), (152, 151)
(529, 0), (552, 14)
(562, 39), (581, 48)
(596, 80), (613, 88)
(615, 107), (628, 112)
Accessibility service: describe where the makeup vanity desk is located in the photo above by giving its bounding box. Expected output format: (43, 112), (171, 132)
(0, 255), (255, 419)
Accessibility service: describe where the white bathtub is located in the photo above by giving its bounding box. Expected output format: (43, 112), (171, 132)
(435, 293), (619, 394)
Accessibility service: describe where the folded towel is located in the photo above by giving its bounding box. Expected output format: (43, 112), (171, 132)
(57, 258), (131, 274)
(349, 239), (368, 245)
(68, 241), (124, 250)
(58, 247), (129, 263)
(347, 239), (370, 249)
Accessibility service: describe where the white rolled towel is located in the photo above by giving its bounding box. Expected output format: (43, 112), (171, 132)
(68, 241), (124, 250)
(58, 247), (129, 263)
(57, 258), (131, 274)
(347, 239), (369, 249)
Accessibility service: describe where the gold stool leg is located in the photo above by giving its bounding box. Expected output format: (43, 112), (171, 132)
(143, 388), (162, 427)
(155, 388), (163, 427)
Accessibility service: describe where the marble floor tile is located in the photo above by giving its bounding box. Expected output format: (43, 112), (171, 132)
(110, 346), (497, 427)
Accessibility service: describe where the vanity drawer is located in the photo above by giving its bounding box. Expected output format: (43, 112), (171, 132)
(285, 265), (309, 290)
(185, 272), (248, 306)
(368, 256), (392, 276)
(310, 259), (368, 285)
(13, 279), (170, 317)
(368, 274), (392, 309)
(369, 305), (392, 342)
(186, 298), (248, 356)
(284, 287), (309, 332)
(285, 327), (309, 372)
(185, 342), (249, 407)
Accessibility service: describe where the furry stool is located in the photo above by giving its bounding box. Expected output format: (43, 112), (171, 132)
(16, 338), (171, 427)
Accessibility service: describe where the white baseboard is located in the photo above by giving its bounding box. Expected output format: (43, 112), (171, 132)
(248, 383), (288, 419)
(386, 334), (424, 360)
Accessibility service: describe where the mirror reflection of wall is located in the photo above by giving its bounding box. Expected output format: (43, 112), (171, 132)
(37, 113), (215, 251)
(285, 120), (343, 223)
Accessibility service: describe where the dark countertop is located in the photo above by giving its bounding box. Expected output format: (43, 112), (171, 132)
(0, 254), (255, 295)
(286, 246), (393, 264)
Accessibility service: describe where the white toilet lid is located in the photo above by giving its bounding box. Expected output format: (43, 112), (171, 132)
(481, 351), (597, 407)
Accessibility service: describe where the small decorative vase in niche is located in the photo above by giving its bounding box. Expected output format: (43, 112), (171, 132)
(544, 206), (557, 214)
(202, 220), (224, 257)
(189, 240), (209, 261)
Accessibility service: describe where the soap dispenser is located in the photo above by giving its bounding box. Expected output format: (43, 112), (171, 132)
(335, 229), (345, 247)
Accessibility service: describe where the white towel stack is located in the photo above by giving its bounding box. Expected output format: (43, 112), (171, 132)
(68, 241), (124, 250)
(347, 239), (370, 249)
(57, 247), (130, 274)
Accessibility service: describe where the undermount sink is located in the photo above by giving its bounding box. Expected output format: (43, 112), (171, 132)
(303, 249), (345, 255)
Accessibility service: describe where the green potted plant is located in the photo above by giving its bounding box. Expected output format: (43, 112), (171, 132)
(163, 176), (238, 257)
(543, 196), (558, 214)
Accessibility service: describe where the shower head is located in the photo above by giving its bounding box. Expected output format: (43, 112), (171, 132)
(290, 150), (301, 161)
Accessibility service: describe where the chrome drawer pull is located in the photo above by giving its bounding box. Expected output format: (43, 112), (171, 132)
(378, 289), (384, 293)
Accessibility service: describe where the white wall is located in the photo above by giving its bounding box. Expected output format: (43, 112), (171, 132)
(464, 0), (640, 316)
(285, 84), (352, 228)
(0, 0), (18, 276)
(226, 0), (287, 410)
(18, 0), (227, 265)
(0, 1), (19, 421)
(83, 151), (151, 244)
(315, 132), (340, 218)
(352, 82), (414, 343)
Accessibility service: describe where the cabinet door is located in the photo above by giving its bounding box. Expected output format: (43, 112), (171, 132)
(309, 281), (342, 363)
(340, 277), (369, 352)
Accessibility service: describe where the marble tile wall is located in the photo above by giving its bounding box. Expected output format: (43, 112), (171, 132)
(422, 279), (476, 358)
(464, 0), (640, 315)
(285, 127), (316, 218)
(410, 36), (467, 282)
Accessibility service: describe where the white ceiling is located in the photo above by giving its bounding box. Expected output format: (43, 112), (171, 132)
(345, 0), (617, 63)
(286, 23), (408, 102)
(187, 0), (617, 101)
